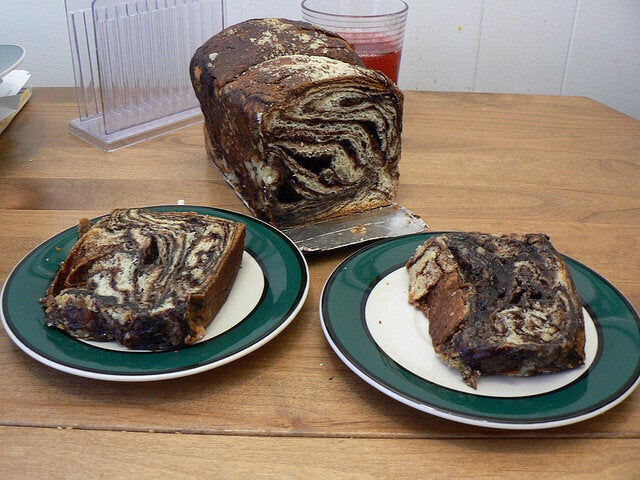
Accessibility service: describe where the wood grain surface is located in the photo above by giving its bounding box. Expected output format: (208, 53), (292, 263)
(0, 89), (638, 478)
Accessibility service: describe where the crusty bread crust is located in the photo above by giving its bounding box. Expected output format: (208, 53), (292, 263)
(190, 17), (365, 94)
(407, 232), (586, 388)
(183, 219), (245, 345)
(190, 18), (403, 228)
(42, 208), (245, 351)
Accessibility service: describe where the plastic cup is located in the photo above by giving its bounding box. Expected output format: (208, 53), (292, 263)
(301, 0), (408, 83)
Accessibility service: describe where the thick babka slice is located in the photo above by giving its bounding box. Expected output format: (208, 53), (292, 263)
(406, 232), (585, 388)
(190, 18), (403, 228)
(42, 208), (245, 351)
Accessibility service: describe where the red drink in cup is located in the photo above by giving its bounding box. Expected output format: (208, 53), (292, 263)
(346, 34), (403, 82)
(301, 0), (408, 83)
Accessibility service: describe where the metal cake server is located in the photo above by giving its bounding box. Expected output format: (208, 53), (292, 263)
(282, 204), (427, 253)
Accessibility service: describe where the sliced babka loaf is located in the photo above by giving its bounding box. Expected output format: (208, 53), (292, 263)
(190, 18), (403, 228)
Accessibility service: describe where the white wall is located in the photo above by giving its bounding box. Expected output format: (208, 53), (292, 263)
(1, 0), (639, 120)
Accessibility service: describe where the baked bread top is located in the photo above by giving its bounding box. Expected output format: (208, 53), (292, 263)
(407, 232), (586, 388)
(41, 208), (245, 351)
(191, 18), (365, 94)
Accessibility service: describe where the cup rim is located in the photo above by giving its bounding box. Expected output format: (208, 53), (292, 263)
(301, 0), (408, 20)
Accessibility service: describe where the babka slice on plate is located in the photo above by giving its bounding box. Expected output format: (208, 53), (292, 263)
(406, 232), (586, 388)
(41, 208), (245, 351)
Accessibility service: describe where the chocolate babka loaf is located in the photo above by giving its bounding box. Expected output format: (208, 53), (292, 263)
(190, 18), (403, 228)
(42, 208), (245, 351)
(406, 233), (586, 388)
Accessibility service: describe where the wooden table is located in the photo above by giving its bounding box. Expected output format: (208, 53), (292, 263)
(1, 89), (639, 479)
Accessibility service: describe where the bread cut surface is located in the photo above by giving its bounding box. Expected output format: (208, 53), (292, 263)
(406, 232), (586, 388)
(42, 208), (245, 351)
(190, 18), (403, 228)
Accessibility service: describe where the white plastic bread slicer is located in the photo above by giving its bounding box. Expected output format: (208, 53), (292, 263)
(65, 0), (226, 151)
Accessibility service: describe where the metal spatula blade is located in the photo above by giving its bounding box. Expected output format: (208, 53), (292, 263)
(282, 204), (427, 253)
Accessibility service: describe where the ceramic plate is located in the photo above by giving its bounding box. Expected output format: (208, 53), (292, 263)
(0, 45), (26, 79)
(1, 206), (309, 381)
(320, 232), (640, 429)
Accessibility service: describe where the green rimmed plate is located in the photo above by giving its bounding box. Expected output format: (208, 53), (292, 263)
(1, 206), (309, 381)
(320, 232), (640, 429)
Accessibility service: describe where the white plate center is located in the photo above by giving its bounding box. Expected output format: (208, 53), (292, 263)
(365, 267), (598, 397)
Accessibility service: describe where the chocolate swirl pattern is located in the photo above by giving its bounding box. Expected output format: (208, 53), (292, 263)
(407, 233), (586, 388)
(42, 208), (245, 351)
(191, 19), (403, 228)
